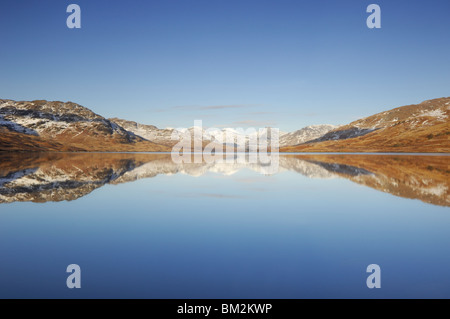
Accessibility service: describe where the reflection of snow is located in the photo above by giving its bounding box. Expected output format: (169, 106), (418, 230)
(420, 184), (448, 197)
(1, 155), (449, 206)
(0, 115), (39, 135)
(0, 168), (37, 187)
(419, 109), (447, 120)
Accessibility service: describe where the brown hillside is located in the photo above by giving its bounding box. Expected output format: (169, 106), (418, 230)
(282, 97), (450, 153)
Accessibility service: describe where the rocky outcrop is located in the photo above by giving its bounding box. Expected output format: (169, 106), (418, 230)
(279, 124), (337, 147)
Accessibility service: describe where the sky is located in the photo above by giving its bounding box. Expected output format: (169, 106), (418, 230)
(1, 0), (449, 132)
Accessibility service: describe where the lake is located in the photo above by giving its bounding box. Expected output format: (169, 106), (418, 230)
(0, 152), (449, 298)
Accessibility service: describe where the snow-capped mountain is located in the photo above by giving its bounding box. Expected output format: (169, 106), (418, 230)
(0, 99), (168, 152)
(279, 124), (337, 147)
(1, 97), (449, 152)
(282, 97), (450, 152)
(0, 99), (126, 138)
(109, 117), (177, 146)
(109, 117), (288, 148)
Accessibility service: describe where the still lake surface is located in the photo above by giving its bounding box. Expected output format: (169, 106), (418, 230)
(0, 152), (449, 298)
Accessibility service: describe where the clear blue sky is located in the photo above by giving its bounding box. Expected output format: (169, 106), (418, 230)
(1, 0), (449, 131)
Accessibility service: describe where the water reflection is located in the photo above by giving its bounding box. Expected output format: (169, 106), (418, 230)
(0, 152), (448, 206)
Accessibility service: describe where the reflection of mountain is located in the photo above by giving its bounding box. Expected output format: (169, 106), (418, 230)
(0, 153), (448, 206)
(0, 153), (139, 203)
(297, 154), (449, 207)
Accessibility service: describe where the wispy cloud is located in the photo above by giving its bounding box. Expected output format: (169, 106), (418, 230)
(153, 189), (245, 198)
(301, 112), (318, 117)
(180, 192), (245, 199)
(233, 177), (267, 184)
(198, 105), (249, 110)
(245, 111), (276, 115)
(229, 119), (278, 127)
(155, 104), (256, 112)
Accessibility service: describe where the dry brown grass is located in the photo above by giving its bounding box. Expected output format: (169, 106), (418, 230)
(0, 128), (81, 152)
(282, 97), (450, 153)
(281, 122), (450, 153)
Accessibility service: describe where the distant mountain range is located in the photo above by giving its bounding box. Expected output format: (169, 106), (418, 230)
(109, 117), (291, 148)
(0, 97), (449, 152)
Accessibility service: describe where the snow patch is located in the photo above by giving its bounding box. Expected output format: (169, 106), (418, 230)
(419, 109), (447, 119)
(420, 184), (448, 197)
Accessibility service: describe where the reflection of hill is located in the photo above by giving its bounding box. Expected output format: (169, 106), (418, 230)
(0, 153), (140, 203)
(295, 154), (449, 207)
(279, 156), (337, 179)
(0, 153), (448, 206)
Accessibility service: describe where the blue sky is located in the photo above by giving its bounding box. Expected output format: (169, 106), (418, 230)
(1, 0), (449, 131)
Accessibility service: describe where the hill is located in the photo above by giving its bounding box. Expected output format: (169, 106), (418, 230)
(0, 99), (169, 152)
(281, 97), (450, 153)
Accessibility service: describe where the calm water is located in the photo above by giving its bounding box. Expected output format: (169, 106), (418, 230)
(0, 152), (449, 298)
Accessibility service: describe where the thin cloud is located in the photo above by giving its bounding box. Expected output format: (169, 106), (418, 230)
(199, 105), (249, 110)
(231, 119), (278, 127)
(154, 104), (256, 112)
(180, 192), (245, 199)
(153, 189), (245, 198)
(233, 177), (267, 183)
(245, 111), (276, 115)
(303, 112), (318, 117)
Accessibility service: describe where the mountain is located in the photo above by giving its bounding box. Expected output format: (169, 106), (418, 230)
(0, 99), (286, 152)
(0, 127), (81, 152)
(1, 97), (449, 153)
(279, 124), (337, 147)
(0, 99), (169, 152)
(110, 117), (287, 150)
(281, 97), (450, 153)
(109, 117), (177, 147)
(109, 118), (218, 148)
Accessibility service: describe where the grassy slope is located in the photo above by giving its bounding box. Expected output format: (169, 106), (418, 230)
(281, 121), (449, 153)
(0, 128), (81, 152)
(282, 97), (450, 153)
(0, 126), (171, 152)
